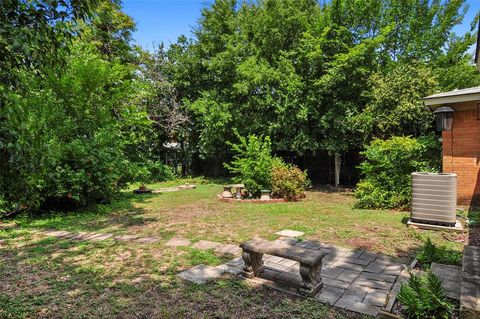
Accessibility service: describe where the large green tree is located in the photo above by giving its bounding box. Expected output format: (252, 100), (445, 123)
(0, 1), (154, 214)
(164, 0), (478, 180)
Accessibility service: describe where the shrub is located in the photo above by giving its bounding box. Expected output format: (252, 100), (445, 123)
(355, 135), (440, 209)
(224, 133), (275, 197)
(416, 238), (462, 267)
(0, 43), (151, 211)
(146, 161), (175, 182)
(271, 160), (309, 200)
(397, 272), (453, 319)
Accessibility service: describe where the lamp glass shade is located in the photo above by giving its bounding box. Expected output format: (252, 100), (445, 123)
(433, 107), (455, 131)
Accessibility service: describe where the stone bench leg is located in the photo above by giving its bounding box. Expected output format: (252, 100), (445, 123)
(299, 262), (323, 296)
(241, 250), (264, 278)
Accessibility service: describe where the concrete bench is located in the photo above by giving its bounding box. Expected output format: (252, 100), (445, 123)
(239, 238), (326, 296)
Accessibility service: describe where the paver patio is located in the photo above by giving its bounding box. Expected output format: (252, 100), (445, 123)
(177, 238), (407, 317)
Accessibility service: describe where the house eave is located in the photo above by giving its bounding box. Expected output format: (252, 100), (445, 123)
(424, 93), (480, 108)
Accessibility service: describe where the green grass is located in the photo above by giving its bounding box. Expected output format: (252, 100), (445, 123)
(0, 178), (466, 318)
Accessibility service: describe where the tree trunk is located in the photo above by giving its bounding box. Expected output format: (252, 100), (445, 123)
(334, 153), (341, 188)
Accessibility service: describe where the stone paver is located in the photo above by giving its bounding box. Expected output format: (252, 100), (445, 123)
(334, 299), (380, 317)
(226, 257), (244, 268)
(364, 261), (387, 273)
(364, 288), (388, 307)
(360, 271), (396, 283)
(275, 229), (304, 237)
(85, 233), (113, 241)
(114, 235), (139, 241)
(192, 240), (222, 251)
(215, 243), (242, 255)
(315, 286), (346, 305)
(382, 264), (403, 276)
(336, 269), (361, 283)
(177, 264), (224, 284)
(134, 237), (160, 244)
(321, 267), (344, 279)
(331, 261), (365, 272)
(353, 277), (393, 290)
(431, 262), (461, 300)
(216, 263), (243, 276)
(322, 277), (351, 289)
(460, 246), (480, 318)
(165, 237), (191, 247)
(177, 237), (407, 317)
(40, 229), (161, 245)
(341, 285), (369, 302)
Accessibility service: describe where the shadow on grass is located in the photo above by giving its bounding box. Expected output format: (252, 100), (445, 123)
(0, 235), (361, 319)
(10, 192), (164, 234)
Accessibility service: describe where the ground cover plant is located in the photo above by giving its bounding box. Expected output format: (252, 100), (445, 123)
(0, 180), (465, 318)
(397, 272), (454, 319)
(416, 238), (463, 268)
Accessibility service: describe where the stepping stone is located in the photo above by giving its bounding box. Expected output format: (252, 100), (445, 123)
(226, 257), (244, 268)
(85, 233), (113, 241)
(114, 235), (139, 242)
(216, 263), (242, 275)
(44, 230), (72, 238)
(192, 240), (222, 251)
(177, 264), (225, 284)
(431, 262), (461, 300)
(215, 244), (241, 255)
(275, 229), (304, 238)
(134, 237), (160, 244)
(165, 238), (191, 247)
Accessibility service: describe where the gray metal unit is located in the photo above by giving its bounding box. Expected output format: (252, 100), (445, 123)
(411, 172), (457, 226)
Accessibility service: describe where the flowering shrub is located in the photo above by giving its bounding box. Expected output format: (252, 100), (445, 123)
(271, 160), (308, 200)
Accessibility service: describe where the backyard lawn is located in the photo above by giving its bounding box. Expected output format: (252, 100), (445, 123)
(0, 179), (463, 318)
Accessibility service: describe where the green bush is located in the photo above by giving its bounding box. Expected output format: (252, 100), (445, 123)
(147, 161), (175, 182)
(224, 133), (275, 197)
(0, 42), (151, 212)
(271, 160), (309, 200)
(416, 238), (462, 268)
(355, 136), (440, 209)
(397, 272), (453, 319)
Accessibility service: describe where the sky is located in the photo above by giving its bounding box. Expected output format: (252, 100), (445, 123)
(123, 0), (480, 51)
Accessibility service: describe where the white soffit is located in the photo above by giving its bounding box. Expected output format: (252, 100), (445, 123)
(424, 86), (480, 107)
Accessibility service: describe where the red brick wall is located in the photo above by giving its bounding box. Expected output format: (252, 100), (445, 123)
(442, 101), (480, 207)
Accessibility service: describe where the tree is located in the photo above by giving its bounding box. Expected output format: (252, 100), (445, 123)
(354, 63), (439, 141)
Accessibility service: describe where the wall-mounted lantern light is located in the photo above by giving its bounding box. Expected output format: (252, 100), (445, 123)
(433, 107), (455, 131)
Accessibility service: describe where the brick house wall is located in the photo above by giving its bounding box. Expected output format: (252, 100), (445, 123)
(442, 101), (480, 207)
